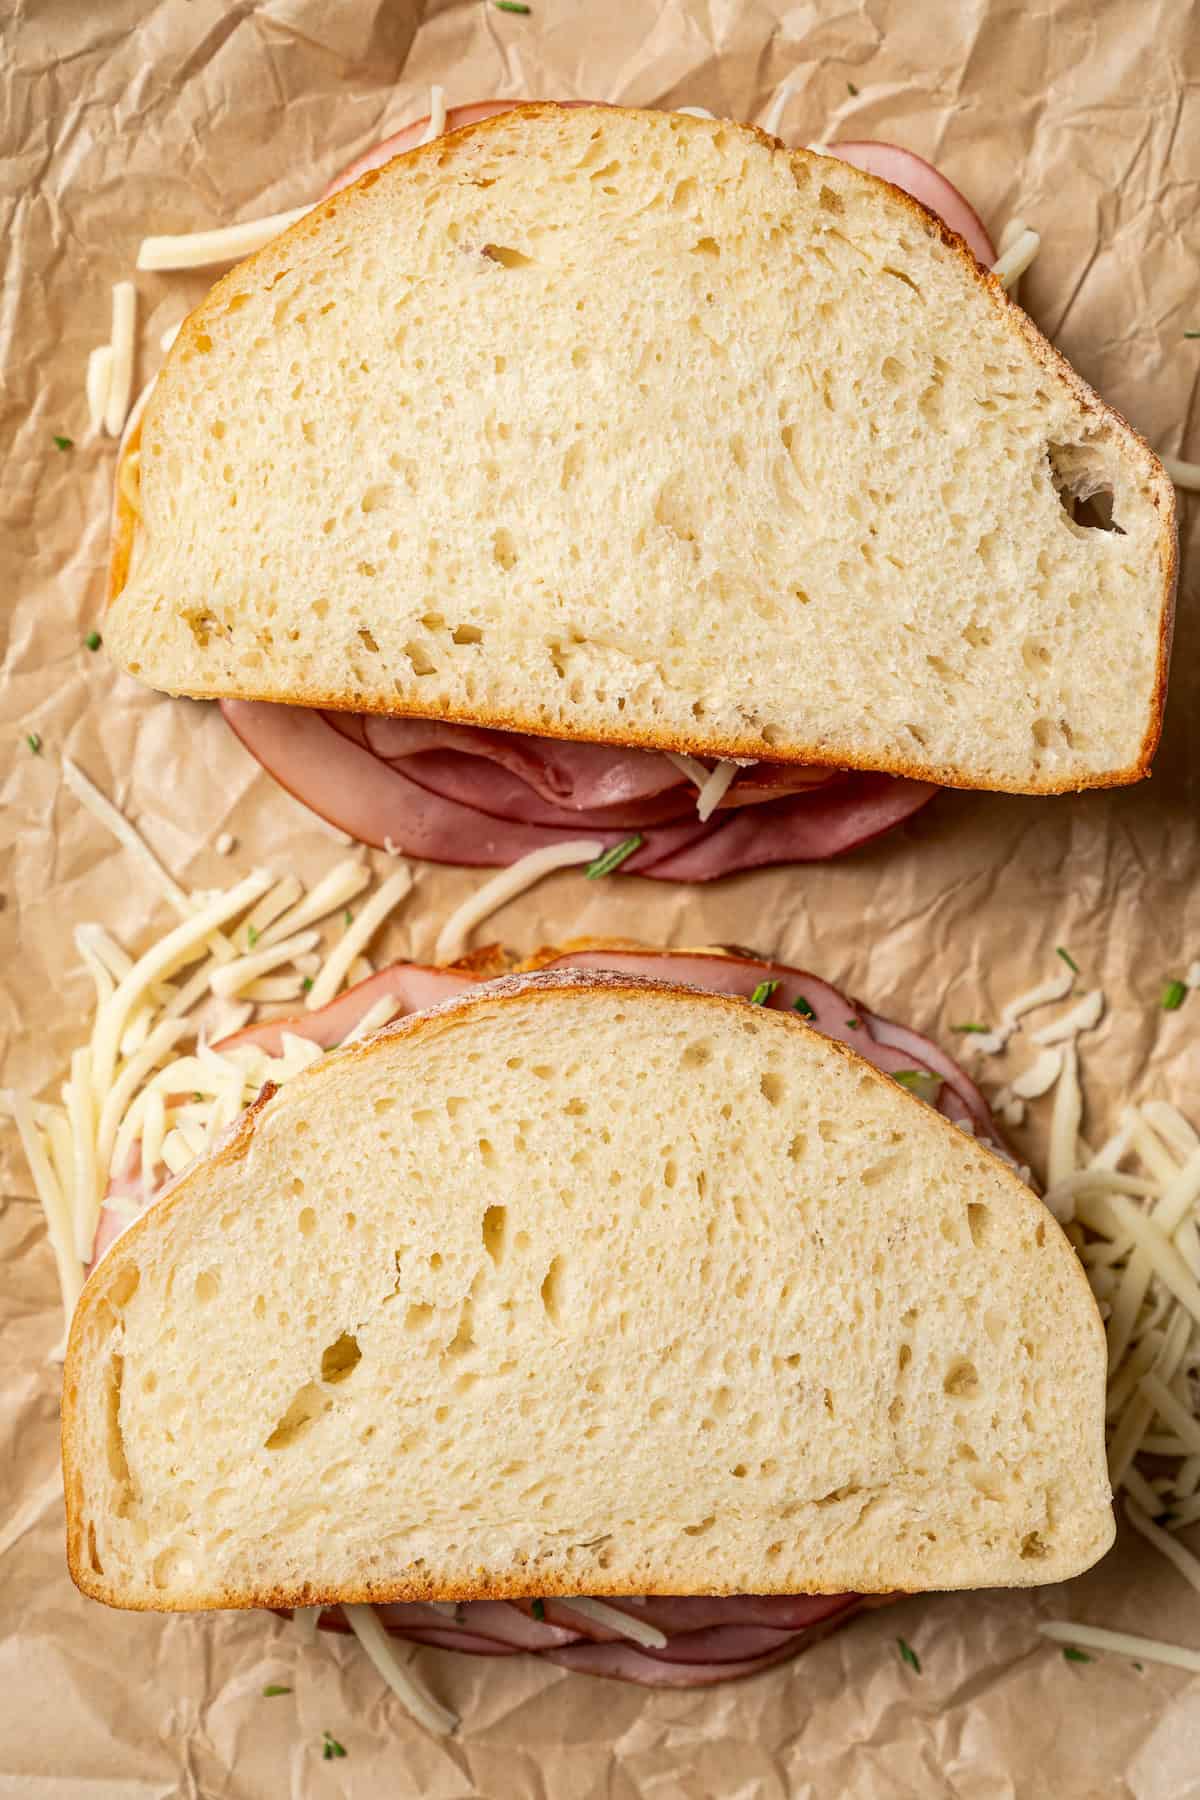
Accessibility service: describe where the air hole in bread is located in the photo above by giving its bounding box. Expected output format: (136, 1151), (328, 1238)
(759, 1071), (785, 1106)
(1047, 445), (1125, 534)
(681, 1040), (712, 1069)
(898, 1343), (913, 1373)
(194, 1270), (219, 1304)
(943, 1358), (980, 1400)
(967, 1204), (991, 1250)
(692, 236), (720, 257)
(264, 1381), (327, 1450)
(482, 243), (535, 269)
(403, 640), (437, 677)
(405, 1303), (433, 1332)
(482, 1204), (507, 1267)
(540, 1256), (564, 1325)
(297, 1207), (316, 1237)
(320, 1332), (361, 1385)
(1021, 1530), (1050, 1559)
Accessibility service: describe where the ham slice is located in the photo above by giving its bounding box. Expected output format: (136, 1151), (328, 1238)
(826, 142), (997, 266)
(223, 698), (936, 880)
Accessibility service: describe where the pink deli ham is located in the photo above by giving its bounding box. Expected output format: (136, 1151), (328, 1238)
(224, 698), (936, 879)
(217, 106), (1007, 880)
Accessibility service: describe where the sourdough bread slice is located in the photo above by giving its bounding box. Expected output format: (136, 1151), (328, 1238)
(106, 105), (1174, 794)
(63, 972), (1113, 1610)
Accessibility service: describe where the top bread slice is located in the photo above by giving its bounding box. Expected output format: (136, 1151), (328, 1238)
(63, 971), (1113, 1611)
(105, 107), (1174, 793)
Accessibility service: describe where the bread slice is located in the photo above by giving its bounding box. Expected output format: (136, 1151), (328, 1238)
(63, 971), (1113, 1610)
(105, 105), (1174, 794)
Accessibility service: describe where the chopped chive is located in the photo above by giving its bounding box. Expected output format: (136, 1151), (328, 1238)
(493, 0), (532, 11)
(531, 1598), (546, 1620)
(26, 733), (42, 754)
(193, 1091), (203, 1103)
(322, 1731), (347, 1760)
(845, 1017), (861, 1029)
(1062, 1647), (1092, 1664)
(951, 1022), (990, 1034)
(301, 976), (314, 993)
(262, 1683), (292, 1696)
(343, 908), (353, 927)
(246, 924), (259, 948)
(1056, 946), (1079, 975)
(53, 434), (73, 452)
(85, 630), (102, 651)
(897, 1637), (921, 1673)
(749, 979), (779, 1006)
(847, 80), (859, 95)
(1133, 1661), (1144, 1670)
(1185, 331), (1200, 340)
(1162, 979), (1187, 1012)
(792, 995), (815, 1018)
(585, 835), (643, 878)
(893, 1069), (943, 1103)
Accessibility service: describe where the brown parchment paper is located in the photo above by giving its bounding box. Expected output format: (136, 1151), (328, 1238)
(3, 1), (1199, 1793)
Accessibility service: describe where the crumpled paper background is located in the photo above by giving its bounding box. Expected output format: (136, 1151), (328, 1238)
(2, 0), (1198, 1793)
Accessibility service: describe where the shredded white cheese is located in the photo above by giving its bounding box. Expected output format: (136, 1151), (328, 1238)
(991, 225), (1040, 291)
(662, 750), (709, 789)
(1030, 988), (1104, 1046)
(1039, 1622), (1200, 1674)
(342, 1604), (458, 1736)
(306, 866), (412, 1010)
(104, 281), (137, 438)
(418, 85), (447, 146)
(761, 71), (800, 139)
(210, 928), (322, 999)
(558, 1597), (669, 1649)
(136, 205), (310, 273)
(1162, 457), (1200, 492)
(85, 344), (113, 435)
(695, 761), (740, 823)
(675, 106), (717, 119)
(342, 995), (402, 1043)
(434, 841), (603, 966)
(1045, 1041), (1082, 1206)
(257, 861), (369, 951)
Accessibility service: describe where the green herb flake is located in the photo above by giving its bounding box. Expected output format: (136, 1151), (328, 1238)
(1185, 331), (1200, 340)
(301, 976), (314, 993)
(793, 995), (815, 1018)
(585, 835), (643, 879)
(262, 1683), (292, 1697)
(531, 1598), (546, 1620)
(847, 80), (859, 95)
(894, 1069), (944, 1103)
(750, 979), (780, 1006)
(1062, 1647), (1093, 1664)
(952, 1022), (990, 1034)
(85, 630), (102, 651)
(322, 1731), (347, 1760)
(1056, 946), (1080, 975)
(193, 1092), (203, 1103)
(1162, 979), (1187, 1013)
(845, 1017), (861, 1029)
(53, 434), (74, 452)
(897, 1637), (921, 1673)
(493, 0), (532, 11)
(343, 908), (354, 927)
(246, 924), (259, 948)
(26, 733), (42, 755)
(1133, 1661), (1144, 1670)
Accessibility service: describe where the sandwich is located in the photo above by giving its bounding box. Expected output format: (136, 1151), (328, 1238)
(104, 102), (1176, 880)
(64, 951), (1113, 1710)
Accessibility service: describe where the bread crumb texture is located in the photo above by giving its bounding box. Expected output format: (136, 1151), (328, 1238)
(64, 976), (1113, 1609)
(108, 107), (1173, 792)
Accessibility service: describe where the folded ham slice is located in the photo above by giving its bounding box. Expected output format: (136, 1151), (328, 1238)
(217, 107), (1004, 880)
(224, 698), (937, 879)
